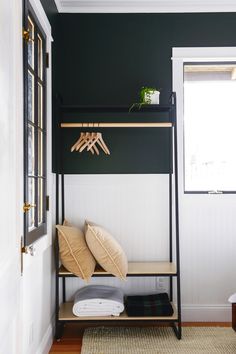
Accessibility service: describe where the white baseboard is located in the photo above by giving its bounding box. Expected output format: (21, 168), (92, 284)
(182, 304), (231, 322)
(36, 318), (54, 354)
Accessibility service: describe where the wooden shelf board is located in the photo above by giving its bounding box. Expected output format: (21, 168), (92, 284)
(59, 302), (178, 321)
(59, 262), (177, 277)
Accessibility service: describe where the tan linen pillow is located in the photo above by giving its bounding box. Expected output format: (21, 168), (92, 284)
(85, 221), (128, 279)
(56, 224), (96, 281)
(63, 219), (72, 227)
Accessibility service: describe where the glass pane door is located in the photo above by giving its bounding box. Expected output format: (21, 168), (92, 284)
(23, 4), (47, 245)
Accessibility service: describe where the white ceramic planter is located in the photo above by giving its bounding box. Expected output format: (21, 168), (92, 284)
(144, 90), (160, 104)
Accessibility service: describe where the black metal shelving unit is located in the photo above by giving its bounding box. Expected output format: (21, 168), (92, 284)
(55, 92), (181, 340)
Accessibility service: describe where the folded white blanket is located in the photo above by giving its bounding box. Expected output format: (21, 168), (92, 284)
(73, 285), (124, 317)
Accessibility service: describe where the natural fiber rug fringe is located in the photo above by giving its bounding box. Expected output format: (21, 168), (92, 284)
(81, 326), (236, 354)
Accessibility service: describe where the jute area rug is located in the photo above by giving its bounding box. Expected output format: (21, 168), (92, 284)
(81, 327), (236, 354)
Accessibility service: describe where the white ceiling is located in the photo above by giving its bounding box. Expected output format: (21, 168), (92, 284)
(55, 0), (236, 13)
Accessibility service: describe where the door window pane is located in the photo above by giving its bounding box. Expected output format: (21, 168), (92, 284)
(28, 177), (35, 230)
(38, 178), (43, 225)
(28, 71), (34, 122)
(38, 34), (43, 80)
(38, 131), (43, 176)
(38, 83), (43, 128)
(28, 17), (34, 69)
(28, 124), (35, 175)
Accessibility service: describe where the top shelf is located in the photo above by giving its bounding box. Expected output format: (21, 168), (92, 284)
(60, 104), (174, 113)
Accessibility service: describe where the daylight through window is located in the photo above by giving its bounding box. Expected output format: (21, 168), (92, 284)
(184, 63), (236, 192)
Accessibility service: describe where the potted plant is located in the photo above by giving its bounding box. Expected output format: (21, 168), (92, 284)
(140, 86), (160, 104)
(129, 86), (161, 111)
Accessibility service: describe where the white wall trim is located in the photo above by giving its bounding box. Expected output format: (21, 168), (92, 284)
(182, 304), (231, 322)
(36, 319), (54, 354)
(56, 0), (236, 13)
(54, 0), (63, 12)
(29, 0), (53, 41)
(172, 47), (236, 61)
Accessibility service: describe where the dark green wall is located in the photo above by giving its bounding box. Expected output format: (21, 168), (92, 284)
(54, 13), (236, 105)
(53, 13), (236, 173)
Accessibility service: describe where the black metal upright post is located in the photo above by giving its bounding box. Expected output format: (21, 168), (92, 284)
(55, 98), (65, 339)
(173, 92), (182, 339)
(169, 104), (173, 302)
(61, 172), (66, 303)
(169, 172), (173, 302)
(60, 112), (66, 303)
(168, 95), (173, 301)
(55, 172), (60, 340)
(61, 173), (65, 221)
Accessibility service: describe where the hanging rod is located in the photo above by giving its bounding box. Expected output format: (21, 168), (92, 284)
(61, 122), (173, 128)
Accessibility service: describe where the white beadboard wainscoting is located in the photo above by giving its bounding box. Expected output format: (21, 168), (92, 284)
(58, 174), (235, 321)
(64, 174), (169, 262)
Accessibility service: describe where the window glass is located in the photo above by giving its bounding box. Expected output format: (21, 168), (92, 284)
(28, 177), (35, 230)
(38, 178), (43, 225)
(38, 131), (43, 176)
(28, 124), (35, 175)
(27, 71), (34, 122)
(184, 63), (236, 192)
(28, 17), (34, 68)
(38, 83), (43, 128)
(38, 34), (43, 80)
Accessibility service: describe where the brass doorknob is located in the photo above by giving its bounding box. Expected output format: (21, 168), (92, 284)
(23, 202), (36, 213)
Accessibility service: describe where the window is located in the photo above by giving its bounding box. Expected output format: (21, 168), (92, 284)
(23, 3), (47, 245)
(183, 62), (236, 193)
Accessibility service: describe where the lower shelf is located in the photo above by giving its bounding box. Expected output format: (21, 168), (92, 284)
(59, 302), (178, 321)
(59, 262), (177, 277)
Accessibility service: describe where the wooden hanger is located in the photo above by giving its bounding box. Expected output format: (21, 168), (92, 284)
(71, 131), (110, 155)
(79, 132), (96, 152)
(76, 132), (90, 151)
(97, 133), (110, 155)
(87, 132), (100, 151)
(86, 133), (109, 155)
(90, 138), (100, 155)
(71, 132), (85, 152)
(86, 132), (110, 155)
(71, 133), (94, 154)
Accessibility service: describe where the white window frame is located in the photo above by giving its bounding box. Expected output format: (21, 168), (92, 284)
(172, 47), (236, 194)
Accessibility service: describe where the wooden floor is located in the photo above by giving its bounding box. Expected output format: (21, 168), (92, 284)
(49, 322), (231, 354)
(49, 324), (84, 354)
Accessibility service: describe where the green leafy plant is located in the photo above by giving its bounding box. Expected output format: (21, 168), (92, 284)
(129, 86), (160, 112)
(140, 86), (159, 104)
